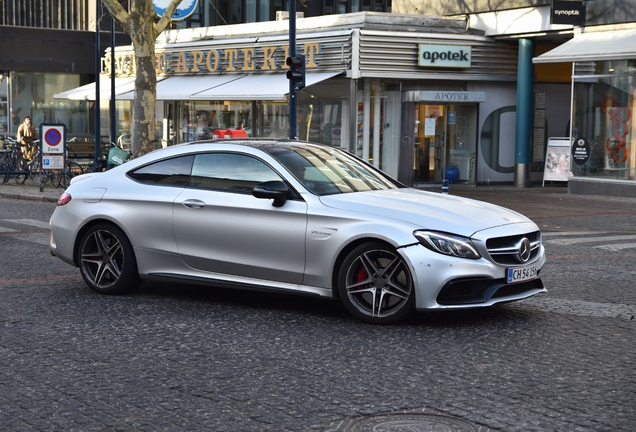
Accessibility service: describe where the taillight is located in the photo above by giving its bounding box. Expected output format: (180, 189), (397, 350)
(57, 193), (72, 206)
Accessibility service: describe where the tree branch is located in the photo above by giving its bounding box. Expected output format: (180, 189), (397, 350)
(101, 0), (132, 33)
(155, 0), (184, 37)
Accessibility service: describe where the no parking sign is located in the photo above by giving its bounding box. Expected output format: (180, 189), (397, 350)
(41, 123), (66, 154)
(39, 123), (67, 172)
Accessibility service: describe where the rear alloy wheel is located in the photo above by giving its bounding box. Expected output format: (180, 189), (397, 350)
(78, 223), (140, 295)
(338, 242), (414, 324)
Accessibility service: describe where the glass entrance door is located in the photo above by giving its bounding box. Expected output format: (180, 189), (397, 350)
(414, 104), (446, 183)
(413, 103), (477, 184)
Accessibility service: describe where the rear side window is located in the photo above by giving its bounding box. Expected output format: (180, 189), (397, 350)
(190, 153), (281, 193)
(128, 156), (193, 186)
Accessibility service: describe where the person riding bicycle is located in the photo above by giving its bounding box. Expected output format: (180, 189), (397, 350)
(17, 116), (37, 161)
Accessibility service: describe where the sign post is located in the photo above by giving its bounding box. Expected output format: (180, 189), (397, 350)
(288, 0), (298, 139)
(40, 123), (66, 192)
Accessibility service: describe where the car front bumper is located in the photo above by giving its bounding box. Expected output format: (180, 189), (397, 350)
(400, 243), (546, 311)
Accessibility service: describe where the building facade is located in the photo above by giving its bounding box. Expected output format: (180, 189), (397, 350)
(0, 0), (131, 143)
(63, 12), (553, 186)
(535, 26), (636, 192)
(394, 0), (636, 192)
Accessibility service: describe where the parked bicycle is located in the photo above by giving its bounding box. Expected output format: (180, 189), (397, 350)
(0, 137), (29, 185)
(25, 141), (59, 187)
(84, 141), (132, 173)
(52, 148), (84, 188)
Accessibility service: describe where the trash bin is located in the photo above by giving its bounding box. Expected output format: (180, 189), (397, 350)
(444, 166), (459, 184)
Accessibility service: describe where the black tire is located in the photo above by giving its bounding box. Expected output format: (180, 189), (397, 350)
(56, 161), (83, 188)
(68, 161), (84, 179)
(1, 159), (10, 184)
(29, 158), (42, 186)
(338, 242), (415, 324)
(14, 157), (27, 184)
(78, 223), (140, 295)
(50, 170), (62, 188)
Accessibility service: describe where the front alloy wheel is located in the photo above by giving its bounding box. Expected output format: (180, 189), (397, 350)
(338, 242), (414, 324)
(78, 223), (140, 295)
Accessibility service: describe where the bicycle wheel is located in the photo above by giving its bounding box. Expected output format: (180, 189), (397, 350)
(13, 156), (27, 184)
(84, 162), (102, 173)
(58, 161), (84, 188)
(69, 161), (84, 178)
(30, 157), (43, 186)
(50, 169), (62, 188)
(1, 157), (10, 184)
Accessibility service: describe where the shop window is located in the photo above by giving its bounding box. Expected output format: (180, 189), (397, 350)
(571, 59), (635, 181)
(10, 71), (91, 138)
(179, 100), (252, 142)
(260, 0), (270, 21)
(325, 0), (335, 14)
(0, 73), (8, 133)
(247, 0), (256, 22)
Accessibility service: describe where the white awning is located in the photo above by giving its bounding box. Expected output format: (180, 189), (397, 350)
(533, 29), (636, 64)
(116, 75), (246, 100)
(55, 72), (342, 102)
(189, 72), (341, 101)
(54, 78), (137, 100)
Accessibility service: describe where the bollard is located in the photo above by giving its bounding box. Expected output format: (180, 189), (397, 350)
(441, 179), (449, 194)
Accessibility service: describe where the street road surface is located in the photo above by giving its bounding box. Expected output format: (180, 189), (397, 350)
(0, 187), (634, 431)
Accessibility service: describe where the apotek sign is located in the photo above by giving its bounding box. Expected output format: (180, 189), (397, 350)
(418, 44), (471, 68)
(418, 91), (485, 102)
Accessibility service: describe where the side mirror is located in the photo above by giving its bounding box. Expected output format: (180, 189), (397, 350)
(252, 180), (289, 207)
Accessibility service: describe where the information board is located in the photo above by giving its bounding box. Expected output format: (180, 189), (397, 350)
(542, 137), (572, 186)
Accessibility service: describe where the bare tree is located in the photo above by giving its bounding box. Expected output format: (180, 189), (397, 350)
(100, 0), (183, 157)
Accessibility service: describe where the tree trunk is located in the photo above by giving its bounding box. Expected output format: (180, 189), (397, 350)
(101, 0), (182, 157)
(129, 3), (157, 158)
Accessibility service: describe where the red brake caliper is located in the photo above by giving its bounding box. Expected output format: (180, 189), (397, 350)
(354, 267), (367, 289)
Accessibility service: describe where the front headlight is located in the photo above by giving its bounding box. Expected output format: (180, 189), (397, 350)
(414, 230), (480, 259)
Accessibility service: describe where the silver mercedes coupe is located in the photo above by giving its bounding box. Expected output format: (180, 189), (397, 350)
(50, 139), (546, 324)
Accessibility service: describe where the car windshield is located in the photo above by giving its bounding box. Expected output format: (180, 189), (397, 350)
(264, 144), (402, 196)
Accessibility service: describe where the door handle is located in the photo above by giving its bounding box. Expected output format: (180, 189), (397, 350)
(183, 199), (205, 209)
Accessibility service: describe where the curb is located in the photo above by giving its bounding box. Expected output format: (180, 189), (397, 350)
(0, 191), (60, 203)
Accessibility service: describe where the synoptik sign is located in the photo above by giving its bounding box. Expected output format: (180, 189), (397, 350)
(418, 44), (471, 68)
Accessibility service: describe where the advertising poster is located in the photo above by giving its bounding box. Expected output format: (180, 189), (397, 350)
(543, 137), (572, 185)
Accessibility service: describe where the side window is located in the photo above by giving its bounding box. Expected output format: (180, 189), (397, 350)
(190, 153), (282, 193)
(128, 155), (193, 186)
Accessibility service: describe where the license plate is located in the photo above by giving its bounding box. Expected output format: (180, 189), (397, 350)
(506, 264), (538, 284)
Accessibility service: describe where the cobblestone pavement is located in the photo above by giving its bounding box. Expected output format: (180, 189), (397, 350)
(0, 183), (635, 431)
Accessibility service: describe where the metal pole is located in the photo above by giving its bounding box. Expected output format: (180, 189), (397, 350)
(94, 0), (101, 165)
(110, 17), (116, 145)
(288, 0), (297, 139)
(514, 38), (534, 187)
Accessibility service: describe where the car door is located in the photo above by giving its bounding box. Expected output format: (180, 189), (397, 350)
(173, 152), (308, 285)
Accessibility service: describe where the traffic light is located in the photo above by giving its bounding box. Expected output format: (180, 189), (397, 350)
(286, 54), (305, 91)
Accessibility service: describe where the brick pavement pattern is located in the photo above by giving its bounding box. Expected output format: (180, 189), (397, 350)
(1, 182), (635, 431)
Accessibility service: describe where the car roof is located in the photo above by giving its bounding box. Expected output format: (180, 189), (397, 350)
(181, 138), (329, 151)
(121, 139), (340, 170)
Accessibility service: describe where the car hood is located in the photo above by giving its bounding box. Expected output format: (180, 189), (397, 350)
(318, 188), (531, 237)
